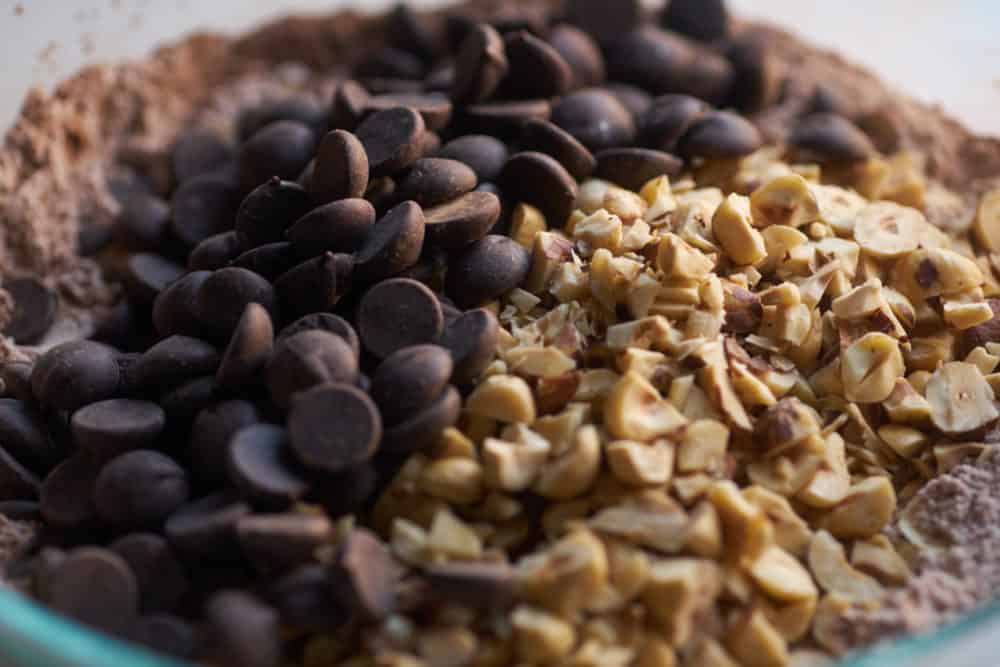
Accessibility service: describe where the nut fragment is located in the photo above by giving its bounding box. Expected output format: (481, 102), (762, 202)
(641, 558), (720, 646)
(712, 194), (767, 266)
(973, 187), (1000, 252)
(840, 332), (904, 403)
(748, 545), (818, 602)
(807, 530), (883, 601)
(709, 481), (773, 565)
(676, 419), (729, 473)
(465, 375), (537, 423)
(482, 432), (550, 493)
(511, 203), (547, 248)
(419, 458), (485, 505)
(657, 234), (714, 279)
(851, 535), (911, 586)
(534, 425), (602, 500)
(925, 361), (999, 434)
(750, 173), (820, 229)
(511, 606), (576, 664)
(589, 493), (689, 554)
(518, 529), (608, 617)
(744, 486), (812, 557)
(603, 372), (688, 441)
(506, 346), (576, 378)
(853, 202), (925, 258)
(606, 439), (674, 486)
(726, 607), (789, 667)
(818, 476), (896, 540)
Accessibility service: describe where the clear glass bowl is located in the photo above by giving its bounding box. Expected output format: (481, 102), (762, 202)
(0, 586), (998, 667)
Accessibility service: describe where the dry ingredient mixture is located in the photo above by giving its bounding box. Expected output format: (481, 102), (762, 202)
(1, 2), (1000, 667)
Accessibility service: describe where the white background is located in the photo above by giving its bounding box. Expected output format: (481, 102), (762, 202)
(0, 1), (998, 136)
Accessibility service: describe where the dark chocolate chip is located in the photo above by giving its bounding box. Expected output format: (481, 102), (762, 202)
(417, 130), (442, 158)
(160, 376), (218, 428)
(605, 27), (730, 100)
(71, 399), (166, 461)
(286, 198), (376, 255)
(204, 590), (281, 667)
(387, 3), (439, 63)
(170, 174), (241, 248)
(676, 110), (763, 159)
(662, 0), (730, 42)
(638, 94), (709, 152)
(451, 23), (509, 104)
(234, 178), (314, 250)
(424, 561), (515, 610)
(358, 278), (444, 359)
(394, 158), (478, 208)
(439, 308), (500, 385)
(128, 613), (197, 659)
(380, 384), (461, 456)
(238, 98), (326, 142)
(132, 335), (220, 393)
(196, 267), (279, 339)
(239, 121), (317, 193)
(238, 513), (334, 574)
(189, 400), (261, 484)
(228, 424), (309, 507)
(31, 341), (121, 411)
(78, 220), (115, 257)
(152, 270), (210, 338)
(445, 236), (530, 309)
(498, 152), (578, 227)
(788, 112), (876, 163)
(268, 564), (347, 632)
(356, 107), (426, 178)
(501, 30), (573, 99)
(434, 135), (509, 182)
(216, 303), (274, 392)
(455, 99), (551, 141)
(288, 383), (382, 474)
(278, 313), (361, 359)
(605, 82), (653, 119)
(231, 242), (301, 280)
(43, 547), (139, 636)
(548, 24), (606, 89)
(0, 445), (40, 501)
(551, 88), (636, 152)
(40, 454), (100, 529)
(594, 148), (684, 190)
(725, 33), (783, 112)
(330, 528), (397, 621)
(354, 200), (426, 283)
(356, 46), (427, 80)
(309, 463), (377, 518)
(309, 130), (369, 205)
(366, 93), (453, 132)
(274, 254), (342, 319)
(519, 119), (596, 180)
(267, 331), (360, 411)
(172, 130), (233, 185)
(122, 253), (186, 304)
(423, 191), (502, 249)
(109, 533), (190, 613)
(189, 231), (241, 271)
(165, 493), (251, 562)
(94, 450), (190, 529)
(0, 361), (34, 402)
(330, 80), (371, 132)
(0, 499), (41, 520)
(371, 345), (454, 426)
(0, 399), (59, 473)
(115, 192), (170, 251)
(565, 0), (642, 42)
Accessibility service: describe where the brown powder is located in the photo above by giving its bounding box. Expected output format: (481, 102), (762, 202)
(835, 448), (1000, 651)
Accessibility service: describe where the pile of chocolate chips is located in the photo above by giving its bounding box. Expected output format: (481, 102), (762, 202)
(0, 0), (879, 664)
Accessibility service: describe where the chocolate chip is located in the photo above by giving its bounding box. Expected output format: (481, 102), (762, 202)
(204, 590), (281, 667)
(228, 424), (309, 507)
(123, 253), (186, 304)
(32, 341), (121, 411)
(330, 528), (397, 621)
(519, 119), (597, 180)
(309, 130), (369, 205)
(189, 400), (261, 484)
(551, 88), (636, 152)
(232, 242), (301, 280)
(267, 331), (359, 410)
(595, 147), (684, 191)
(132, 335), (220, 393)
(268, 564), (347, 632)
(434, 134), (509, 182)
(238, 98), (326, 142)
(116, 191), (170, 251)
(239, 121), (317, 193)
(357, 47), (427, 80)
(371, 345), (454, 425)
(288, 383), (382, 474)
(356, 107), (426, 178)
(109, 533), (190, 613)
(502, 31), (573, 99)
(0, 399), (59, 474)
(71, 399), (166, 461)
(548, 24), (606, 89)
(1, 278), (55, 346)
(725, 33), (783, 112)
(381, 384), (461, 456)
(216, 303), (274, 392)
(196, 267), (279, 338)
(94, 450), (190, 529)
(0, 499), (40, 520)
(170, 174), (241, 248)
(272, 254), (341, 319)
(160, 376), (219, 428)
(662, 0), (730, 42)
(358, 278), (444, 359)
(451, 23), (509, 104)
(152, 270), (210, 338)
(365, 175), (398, 213)
(788, 112), (876, 163)
(606, 82), (653, 119)
(235, 178), (314, 250)
(165, 493), (251, 562)
(424, 561), (515, 610)
(43, 547), (139, 636)
(565, 0), (642, 42)
(354, 200), (426, 283)
(129, 613), (197, 659)
(499, 152), (578, 228)
(0, 361), (33, 402)
(310, 463), (377, 518)
(417, 130), (442, 158)
(676, 110), (763, 159)
(278, 313), (361, 359)
(172, 130), (233, 185)
(0, 445), (40, 501)
(387, 3), (439, 64)
(455, 99), (551, 140)
(40, 454), (100, 529)
(330, 80), (371, 132)
(237, 513), (333, 573)
(423, 191), (502, 249)
(286, 198), (376, 255)
(190, 231), (241, 271)
(395, 158), (478, 208)
(638, 94), (709, 152)
(439, 308), (500, 385)
(366, 93), (453, 132)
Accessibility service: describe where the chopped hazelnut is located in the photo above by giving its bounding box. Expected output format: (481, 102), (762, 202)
(840, 332), (904, 403)
(604, 371), (688, 441)
(606, 439), (675, 486)
(726, 608), (789, 667)
(511, 606), (576, 664)
(818, 476), (896, 540)
(465, 375), (537, 424)
(807, 530), (883, 601)
(511, 203), (547, 248)
(925, 361), (999, 433)
(712, 194), (767, 266)
(750, 173), (820, 228)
